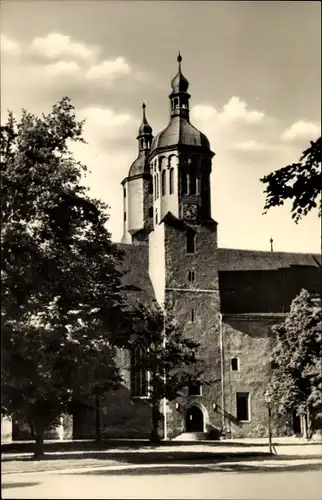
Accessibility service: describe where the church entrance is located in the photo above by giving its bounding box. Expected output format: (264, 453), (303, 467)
(292, 410), (302, 435)
(186, 406), (204, 432)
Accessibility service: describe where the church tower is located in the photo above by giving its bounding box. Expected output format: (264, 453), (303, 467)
(121, 103), (154, 244)
(148, 53), (214, 228)
(148, 54), (222, 435)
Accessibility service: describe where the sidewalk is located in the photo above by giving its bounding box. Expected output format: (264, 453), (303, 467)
(2, 441), (321, 475)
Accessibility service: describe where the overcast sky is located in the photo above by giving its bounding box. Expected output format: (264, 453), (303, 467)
(1, 0), (321, 252)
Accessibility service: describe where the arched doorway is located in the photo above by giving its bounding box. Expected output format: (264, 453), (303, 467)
(186, 405), (204, 432)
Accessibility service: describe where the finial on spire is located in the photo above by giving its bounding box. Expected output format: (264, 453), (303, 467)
(142, 101), (146, 109)
(270, 237), (274, 252)
(177, 51), (182, 63)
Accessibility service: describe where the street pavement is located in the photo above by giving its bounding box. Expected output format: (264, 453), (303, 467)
(2, 458), (322, 499)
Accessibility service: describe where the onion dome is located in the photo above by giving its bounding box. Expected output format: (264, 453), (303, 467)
(171, 52), (189, 94)
(138, 102), (152, 136)
(128, 103), (153, 178)
(151, 117), (210, 151)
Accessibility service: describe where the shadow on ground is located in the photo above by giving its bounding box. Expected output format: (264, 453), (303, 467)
(3, 439), (321, 455)
(2, 482), (40, 489)
(64, 461), (322, 476)
(2, 450), (274, 463)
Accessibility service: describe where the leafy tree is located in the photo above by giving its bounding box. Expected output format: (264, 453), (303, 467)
(130, 301), (206, 442)
(269, 289), (322, 437)
(1, 98), (130, 457)
(261, 137), (321, 222)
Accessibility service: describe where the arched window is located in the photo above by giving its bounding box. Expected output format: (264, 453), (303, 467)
(187, 230), (196, 253)
(156, 173), (159, 199)
(169, 167), (174, 194)
(161, 170), (166, 196)
(131, 346), (148, 397)
(181, 171), (188, 195)
(189, 165), (197, 195)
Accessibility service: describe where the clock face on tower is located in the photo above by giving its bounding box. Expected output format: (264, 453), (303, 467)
(182, 203), (198, 220)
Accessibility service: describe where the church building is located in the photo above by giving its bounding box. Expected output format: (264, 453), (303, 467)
(7, 54), (321, 443)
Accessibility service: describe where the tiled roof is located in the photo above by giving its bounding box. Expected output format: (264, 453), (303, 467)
(218, 249), (321, 314)
(116, 243), (321, 314)
(117, 243), (154, 306)
(217, 248), (321, 271)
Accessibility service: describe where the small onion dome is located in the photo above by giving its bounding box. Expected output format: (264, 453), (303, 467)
(138, 102), (152, 136)
(128, 152), (149, 177)
(171, 52), (189, 94)
(151, 116), (210, 152)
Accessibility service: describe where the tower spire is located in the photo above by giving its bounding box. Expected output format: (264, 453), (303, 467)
(169, 52), (190, 119)
(137, 102), (153, 151)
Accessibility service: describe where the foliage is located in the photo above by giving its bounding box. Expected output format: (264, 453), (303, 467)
(1, 97), (130, 455)
(129, 300), (206, 441)
(261, 137), (321, 222)
(269, 289), (322, 430)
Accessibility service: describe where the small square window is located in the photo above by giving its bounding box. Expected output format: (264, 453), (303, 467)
(231, 357), (239, 371)
(188, 382), (202, 396)
(236, 392), (250, 421)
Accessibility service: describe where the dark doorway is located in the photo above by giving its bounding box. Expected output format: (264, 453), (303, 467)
(186, 406), (204, 432)
(292, 410), (302, 435)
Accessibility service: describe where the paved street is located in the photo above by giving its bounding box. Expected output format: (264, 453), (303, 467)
(2, 458), (322, 499)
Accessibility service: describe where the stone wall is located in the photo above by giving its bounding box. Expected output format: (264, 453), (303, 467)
(222, 315), (293, 437)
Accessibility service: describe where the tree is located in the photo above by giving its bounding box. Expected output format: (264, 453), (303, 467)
(129, 301), (206, 442)
(1, 98), (130, 457)
(269, 289), (322, 437)
(261, 137), (321, 222)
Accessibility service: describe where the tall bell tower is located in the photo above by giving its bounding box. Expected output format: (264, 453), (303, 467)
(148, 54), (222, 434)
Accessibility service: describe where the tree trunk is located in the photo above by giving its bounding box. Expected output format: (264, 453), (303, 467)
(150, 398), (161, 443)
(33, 421), (45, 460)
(95, 394), (101, 442)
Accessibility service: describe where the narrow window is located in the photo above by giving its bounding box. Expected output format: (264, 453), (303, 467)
(156, 174), (159, 200)
(148, 207), (153, 218)
(131, 346), (148, 397)
(188, 381), (202, 396)
(189, 165), (197, 195)
(181, 171), (188, 195)
(154, 176), (157, 200)
(140, 138), (144, 149)
(161, 170), (166, 196)
(191, 309), (195, 322)
(231, 357), (239, 371)
(188, 270), (195, 282)
(148, 179), (153, 194)
(155, 209), (158, 225)
(124, 212), (127, 222)
(236, 392), (250, 421)
(187, 230), (196, 253)
(123, 187), (126, 198)
(169, 168), (174, 194)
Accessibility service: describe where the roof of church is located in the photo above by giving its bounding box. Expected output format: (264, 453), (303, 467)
(128, 150), (150, 178)
(151, 116), (210, 152)
(217, 248), (321, 271)
(117, 243), (321, 314)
